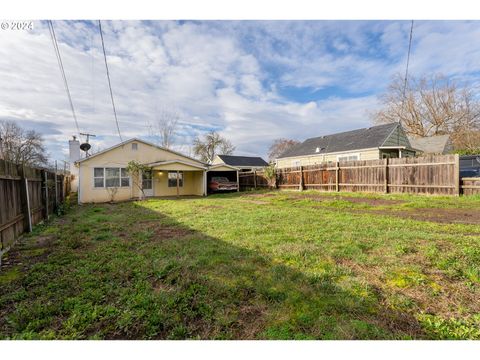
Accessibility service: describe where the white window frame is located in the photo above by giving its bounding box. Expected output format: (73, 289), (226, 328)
(168, 171), (183, 188)
(93, 167), (131, 189)
(337, 153), (361, 162)
(291, 160), (301, 167)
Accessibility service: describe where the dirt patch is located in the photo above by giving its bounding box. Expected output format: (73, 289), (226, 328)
(239, 199), (269, 205)
(230, 303), (268, 339)
(293, 193), (405, 206)
(154, 227), (193, 239)
(242, 193), (275, 199)
(394, 208), (480, 225)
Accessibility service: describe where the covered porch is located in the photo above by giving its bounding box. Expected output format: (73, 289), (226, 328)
(145, 160), (207, 197)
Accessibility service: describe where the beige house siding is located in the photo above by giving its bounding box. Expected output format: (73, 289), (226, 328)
(276, 148), (380, 168)
(77, 139), (206, 203)
(153, 170), (204, 197)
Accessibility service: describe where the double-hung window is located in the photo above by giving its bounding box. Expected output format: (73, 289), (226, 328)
(93, 167), (130, 188)
(168, 171), (183, 187)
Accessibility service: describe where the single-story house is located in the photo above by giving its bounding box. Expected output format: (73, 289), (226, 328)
(408, 134), (453, 155)
(74, 138), (239, 203)
(211, 154), (269, 172)
(275, 123), (416, 168)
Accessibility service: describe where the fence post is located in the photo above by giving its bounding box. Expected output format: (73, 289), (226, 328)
(54, 161), (58, 209)
(454, 154), (460, 196)
(43, 170), (49, 220)
(384, 158), (389, 194)
(335, 162), (339, 192)
(236, 171), (240, 192)
(299, 166), (304, 191)
(253, 169), (257, 189)
(19, 165), (33, 232)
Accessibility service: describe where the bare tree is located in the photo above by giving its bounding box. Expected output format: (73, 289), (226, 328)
(0, 120), (48, 166)
(148, 109), (179, 149)
(193, 131), (235, 163)
(372, 74), (480, 150)
(268, 138), (300, 162)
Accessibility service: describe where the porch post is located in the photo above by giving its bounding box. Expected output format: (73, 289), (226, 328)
(236, 170), (240, 192)
(176, 170), (180, 197)
(203, 170), (207, 196)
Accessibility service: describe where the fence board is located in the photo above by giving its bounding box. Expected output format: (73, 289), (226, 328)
(0, 159), (71, 260)
(238, 154), (468, 197)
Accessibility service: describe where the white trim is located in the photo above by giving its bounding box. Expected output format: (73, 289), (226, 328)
(379, 146), (407, 149)
(207, 163), (239, 171)
(92, 166), (132, 189)
(148, 159), (207, 170)
(277, 147), (378, 161)
(336, 152), (361, 161)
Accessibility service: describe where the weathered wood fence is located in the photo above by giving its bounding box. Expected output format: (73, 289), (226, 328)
(0, 159), (71, 258)
(461, 177), (480, 196)
(240, 154), (478, 196)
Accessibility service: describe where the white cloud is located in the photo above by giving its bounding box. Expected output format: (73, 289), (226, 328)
(1, 20), (480, 161)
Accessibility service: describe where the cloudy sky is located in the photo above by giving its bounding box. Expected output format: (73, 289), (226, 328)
(1, 20), (480, 162)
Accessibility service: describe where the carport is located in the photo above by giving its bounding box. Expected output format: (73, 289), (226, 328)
(206, 164), (239, 194)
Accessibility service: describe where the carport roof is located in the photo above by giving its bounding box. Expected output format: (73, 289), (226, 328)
(217, 155), (269, 167)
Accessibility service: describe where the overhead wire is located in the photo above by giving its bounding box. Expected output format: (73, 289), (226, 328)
(47, 20), (82, 140)
(98, 20), (123, 142)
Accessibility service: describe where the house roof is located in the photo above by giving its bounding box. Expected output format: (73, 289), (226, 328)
(408, 135), (452, 155)
(76, 138), (205, 165)
(216, 155), (269, 167)
(278, 123), (400, 159)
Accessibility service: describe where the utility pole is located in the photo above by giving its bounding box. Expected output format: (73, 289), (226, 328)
(79, 133), (96, 157)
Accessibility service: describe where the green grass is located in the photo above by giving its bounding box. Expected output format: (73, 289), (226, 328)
(1, 190), (479, 339)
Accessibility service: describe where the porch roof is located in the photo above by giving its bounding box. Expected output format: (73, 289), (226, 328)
(146, 160), (207, 171)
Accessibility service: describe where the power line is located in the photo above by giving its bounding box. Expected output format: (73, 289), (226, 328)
(47, 20), (82, 139)
(98, 20), (123, 142)
(402, 20), (414, 101)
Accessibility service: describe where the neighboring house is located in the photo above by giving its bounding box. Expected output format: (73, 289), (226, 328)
(276, 123), (416, 168)
(73, 138), (238, 203)
(212, 154), (269, 172)
(408, 134), (453, 155)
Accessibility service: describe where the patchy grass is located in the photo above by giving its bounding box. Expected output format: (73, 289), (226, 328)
(1, 190), (479, 339)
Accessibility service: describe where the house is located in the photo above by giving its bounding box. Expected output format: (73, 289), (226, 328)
(408, 134), (453, 155)
(211, 154), (269, 172)
(275, 123), (416, 168)
(73, 138), (239, 203)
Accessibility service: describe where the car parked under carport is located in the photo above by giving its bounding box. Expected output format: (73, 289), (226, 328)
(206, 164), (239, 194)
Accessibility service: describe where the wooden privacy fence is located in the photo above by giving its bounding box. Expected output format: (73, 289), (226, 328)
(461, 177), (480, 196)
(239, 154), (471, 196)
(0, 159), (71, 258)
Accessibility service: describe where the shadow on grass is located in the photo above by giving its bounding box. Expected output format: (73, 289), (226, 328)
(0, 198), (424, 340)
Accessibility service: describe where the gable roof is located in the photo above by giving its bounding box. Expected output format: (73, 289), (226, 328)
(278, 123), (401, 159)
(216, 154), (269, 167)
(76, 138), (205, 165)
(408, 135), (452, 155)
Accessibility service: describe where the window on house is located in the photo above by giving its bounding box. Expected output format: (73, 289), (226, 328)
(292, 160), (301, 167)
(105, 168), (120, 187)
(168, 171), (183, 187)
(337, 154), (360, 162)
(94, 167), (130, 188)
(142, 170), (152, 189)
(132, 143), (138, 150)
(93, 168), (104, 188)
(121, 168), (130, 187)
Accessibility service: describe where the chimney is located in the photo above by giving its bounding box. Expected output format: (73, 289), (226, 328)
(69, 136), (80, 163)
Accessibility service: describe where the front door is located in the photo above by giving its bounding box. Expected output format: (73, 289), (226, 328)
(142, 170), (153, 197)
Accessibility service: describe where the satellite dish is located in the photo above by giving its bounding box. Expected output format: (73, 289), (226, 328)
(80, 142), (91, 152)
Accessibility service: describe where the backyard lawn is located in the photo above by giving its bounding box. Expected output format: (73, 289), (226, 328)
(1, 190), (480, 339)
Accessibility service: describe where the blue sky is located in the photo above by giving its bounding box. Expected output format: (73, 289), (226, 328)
(1, 20), (480, 161)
